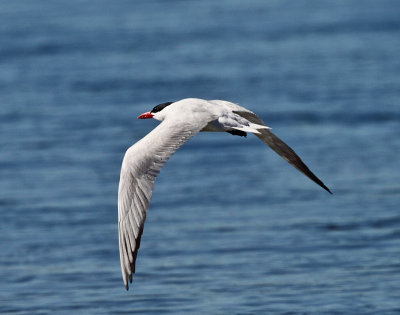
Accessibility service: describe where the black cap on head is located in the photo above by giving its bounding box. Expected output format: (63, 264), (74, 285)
(151, 102), (174, 113)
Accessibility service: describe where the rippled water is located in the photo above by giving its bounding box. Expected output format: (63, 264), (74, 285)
(1, 0), (400, 314)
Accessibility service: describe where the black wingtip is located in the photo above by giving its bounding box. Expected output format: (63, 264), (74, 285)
(323, 185), (333, 195)
(313, 175), (332, 194)
(309, 176), (332, 195)
(125, 283), (129, 291)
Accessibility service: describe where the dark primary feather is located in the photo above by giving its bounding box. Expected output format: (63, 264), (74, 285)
(233, 110), (332, 194)
(256, 129), (332, 194)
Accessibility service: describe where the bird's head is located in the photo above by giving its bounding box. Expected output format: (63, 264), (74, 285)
(138, 101), (174, 121)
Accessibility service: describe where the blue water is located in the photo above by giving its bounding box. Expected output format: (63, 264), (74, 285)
(1, 0), (400, 313)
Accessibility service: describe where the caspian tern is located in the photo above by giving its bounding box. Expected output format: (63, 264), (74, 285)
(118, 98), (331, 290)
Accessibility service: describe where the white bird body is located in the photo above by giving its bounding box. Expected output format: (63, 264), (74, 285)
(118, 98), (331, 290)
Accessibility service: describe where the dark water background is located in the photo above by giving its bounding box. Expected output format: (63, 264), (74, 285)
(1, 0), (400, 314)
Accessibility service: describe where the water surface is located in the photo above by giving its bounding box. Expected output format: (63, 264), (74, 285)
(1, 0), (399, 314)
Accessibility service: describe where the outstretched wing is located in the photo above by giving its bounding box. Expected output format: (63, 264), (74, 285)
(233, 110), (332, 194)
(118, 116), (215, 290)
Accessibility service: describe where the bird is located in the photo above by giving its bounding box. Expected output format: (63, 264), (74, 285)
(118, 98), (331, 290)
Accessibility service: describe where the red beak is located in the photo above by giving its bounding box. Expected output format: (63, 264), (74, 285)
(137, 112), (154, 119)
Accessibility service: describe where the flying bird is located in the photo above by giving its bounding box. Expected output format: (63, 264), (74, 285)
(118, 98), (331, 290)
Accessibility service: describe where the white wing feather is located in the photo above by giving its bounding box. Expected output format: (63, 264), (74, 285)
(118, 113), (216, 290)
